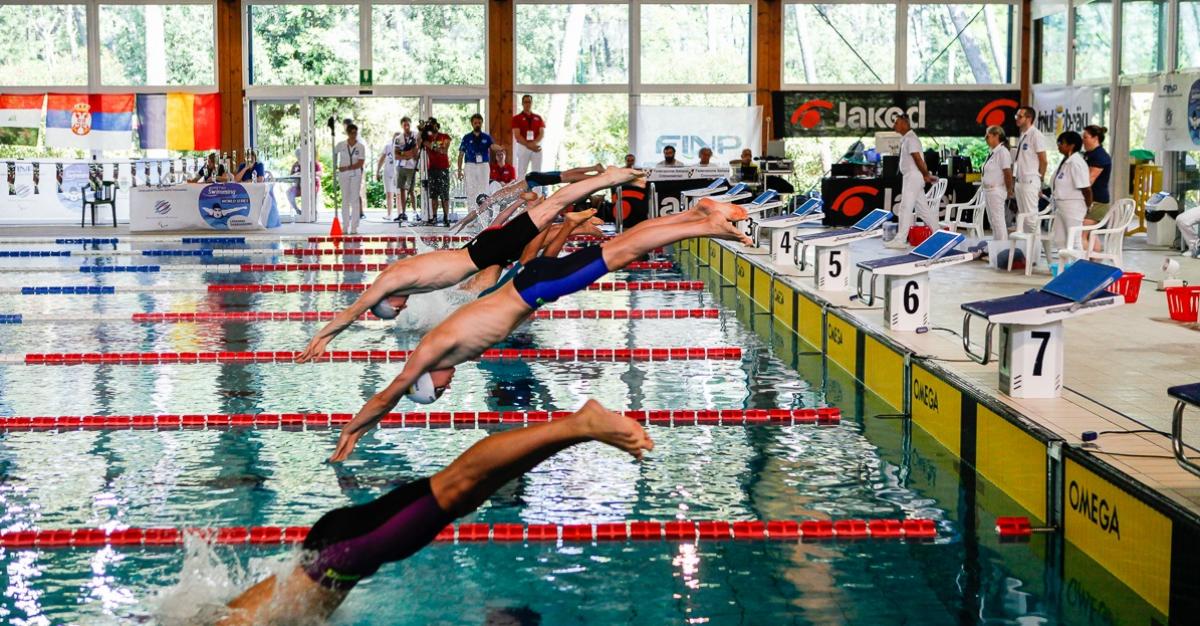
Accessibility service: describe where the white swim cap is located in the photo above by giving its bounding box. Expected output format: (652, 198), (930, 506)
(406, 371), (440, 404)
(371, 297), (399, 320)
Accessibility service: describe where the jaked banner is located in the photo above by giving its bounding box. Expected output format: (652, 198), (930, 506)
(773, 90), (1020, 138)
(1145, 70), (1200, 155)
(634, 106), (761, 164)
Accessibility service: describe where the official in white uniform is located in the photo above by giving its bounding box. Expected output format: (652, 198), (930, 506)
(1013, 106), (1048, 232)
(887, 113), (940, 249)
(376, 133), (401, 221)
(981, 125), (1015, 241)
(1177, 205), (1200, 253)
(334, 123), (368, 235)
(1050, 131), (1092, 248)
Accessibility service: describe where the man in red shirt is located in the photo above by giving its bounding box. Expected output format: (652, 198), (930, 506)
(490, 148), (516, 185)
(511, 95), (545, 179)
(423, 118), (453, 226)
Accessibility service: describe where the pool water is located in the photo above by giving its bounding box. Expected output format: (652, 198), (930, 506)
(0, 239), (1148, 624)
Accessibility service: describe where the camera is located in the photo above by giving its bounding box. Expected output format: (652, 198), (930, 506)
(417, 117), (439, 142)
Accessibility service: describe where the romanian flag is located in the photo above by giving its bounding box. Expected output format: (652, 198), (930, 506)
(136, 93), (221, 151)
(0, 94), (44, 146)
(46, 93), (135, 150)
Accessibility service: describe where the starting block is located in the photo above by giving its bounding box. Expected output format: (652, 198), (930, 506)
(1169, 383), (1200, 478)
(792, 209), (891, 292)
(856, 230), (978, 331)
(680, 177), (730, 211)
(961, 260), (1124, 398)
(753, 198), (825, 265)
(734, 191), (786, 242)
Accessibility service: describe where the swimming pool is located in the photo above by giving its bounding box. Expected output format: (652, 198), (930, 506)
(0, 237), (1150, 624)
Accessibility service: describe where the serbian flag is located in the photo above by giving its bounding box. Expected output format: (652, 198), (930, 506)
(0, 94), (44, 146)
(136, 93), (221, 151)
(46, 93), (134, 150)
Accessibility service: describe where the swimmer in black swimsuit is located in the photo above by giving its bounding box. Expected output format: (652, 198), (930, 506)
(296, 167), (641, 363)
(329, 197), (751, 462)
(219, 400), (653, 625)
(452, 164), (607, 235)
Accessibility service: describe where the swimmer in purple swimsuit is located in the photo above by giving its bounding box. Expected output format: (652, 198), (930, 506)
(327, 197), (752, 462)
(218, 400), (653, 625)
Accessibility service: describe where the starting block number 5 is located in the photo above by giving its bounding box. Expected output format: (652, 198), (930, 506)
(816, 246), (848, 291)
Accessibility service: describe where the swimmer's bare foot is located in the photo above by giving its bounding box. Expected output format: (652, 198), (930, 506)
(693, 197), (748, 222)
(572, 217), (605, 237)
(605, 167), (644, 185)
(574, 399), (654, 460)
(564, 208), (597, 226)
(705, 212), (753, 246)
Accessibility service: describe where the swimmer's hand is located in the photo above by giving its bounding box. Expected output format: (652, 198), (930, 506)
(328, 427), (365, 463)
(296, 335), (332, 363)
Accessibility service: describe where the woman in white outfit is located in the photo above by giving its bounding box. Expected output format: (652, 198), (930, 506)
(334, 123), (368, 235)
(1050, 131), (1092, 249)
(376, 132), (401, 221)
(981, 125), (1014, 240)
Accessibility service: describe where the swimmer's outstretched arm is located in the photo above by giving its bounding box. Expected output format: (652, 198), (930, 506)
(559, 163), (606, 183)
(296, 261), (417, 363)
(525, 168), (643, 229)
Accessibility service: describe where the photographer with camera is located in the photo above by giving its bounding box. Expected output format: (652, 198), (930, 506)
(421, 117), (453, 226)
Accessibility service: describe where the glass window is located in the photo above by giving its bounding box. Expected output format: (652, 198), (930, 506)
(372, 4), (485, 85)
(249, 4), (359, 85)
(520, 94), (628, 170)
(0, 4), (88, 86)
(783, 4), (895, 84)
(640, 4), (751, 84)
(907, 4), (1014, 84)
(99, 4), (215, 85)
(1073, 0), (1111, 81)
(1182, 1), (1200, 69)
(1120, 0), (1165, 75)
(517, 4), (628, 85)
(1034, 12), (1067, 84)
(639, 93), (750, 107)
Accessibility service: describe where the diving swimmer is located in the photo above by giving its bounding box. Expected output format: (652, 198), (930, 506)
(326, 197), (751, 462)
(295, 166), (642, 363)
(216, 400), (653, 625)
(450, 164), (606, 235)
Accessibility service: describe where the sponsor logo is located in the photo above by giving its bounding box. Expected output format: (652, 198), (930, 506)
(975, 98), (1018, 127)
(1068, 480), (1120, 538)
(654, 135), (743, 156)
(154, 200), (172, 215)
(790, 99), (833, 129)
(791, 99), (924, 131)
(70, 103), (92, 137)
(827, 325), (843, 345)
(830, 185), (878, 218)
(1065, 579), (1117, 626)
(913, 378), (939, 411)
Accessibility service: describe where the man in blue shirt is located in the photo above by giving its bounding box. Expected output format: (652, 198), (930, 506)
(235, 149), (265, 182)
(458, 113), (493, 210)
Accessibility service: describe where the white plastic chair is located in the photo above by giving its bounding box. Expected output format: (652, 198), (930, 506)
(1007, 200), (1056, 275)
(922, 178), (949, 225)
(943, 185), (986, 239)
(1058, 198), (1136, 267)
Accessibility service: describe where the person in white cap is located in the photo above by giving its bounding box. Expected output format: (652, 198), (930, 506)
(334, 123), (368, 234)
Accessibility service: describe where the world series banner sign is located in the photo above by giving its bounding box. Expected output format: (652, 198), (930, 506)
(129, 183), (276, 232)
(773, 90), (1021, 138)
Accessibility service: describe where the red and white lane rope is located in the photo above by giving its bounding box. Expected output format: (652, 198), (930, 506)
(9, 309), (720, 324)
(1, 260), (674, 274)
(1, 280), (704, 296)
(0, 407), (840, 431)
(9, 346), (742, 365)
(0, 518), (939, 548)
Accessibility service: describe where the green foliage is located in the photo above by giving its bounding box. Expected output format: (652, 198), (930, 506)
(640, 5), (751, 84)
(0, 5), (87, 86)
(516, 5), (628, 85)
(783, 4), (895, 84)
(250, 5), (359, 85)
(907, 4), (1012, 84)
(373, 5), (485, 85)
(98, 5), (215, 85)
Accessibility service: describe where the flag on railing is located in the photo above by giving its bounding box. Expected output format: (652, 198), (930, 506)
(46, 94), (134, 150)
(136, 93), (221, 151)
(0, 94), (44, 146)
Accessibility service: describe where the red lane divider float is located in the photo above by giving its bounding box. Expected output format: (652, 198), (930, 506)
(281, 245), (660, 256)
(21, 346), (742, 365)
(0, 517), (937, 548)
(234, 261), (672, 272)
(305, 234), (613, 244)
(206, 281), (703, 294)
(129, 308), (718, 323)
(0, 407), (839, 431)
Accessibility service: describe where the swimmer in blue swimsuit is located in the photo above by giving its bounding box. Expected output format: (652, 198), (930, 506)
(296, 167), (639, 363)
(329, 197), (752, 462)
(220, 400), (653, 625)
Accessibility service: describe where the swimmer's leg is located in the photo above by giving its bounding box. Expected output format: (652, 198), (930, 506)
(541, 209), (598, 259)
(600, 211), (751, 271)
(460, 264), (503, 294)
(525, 168), (643, 230)
(431, 399), (653, 516)
(559, 164), (605, 183)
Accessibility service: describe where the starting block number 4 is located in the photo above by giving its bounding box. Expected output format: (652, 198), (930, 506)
(998, 321), (1063, 398)
(770, 229), (793, 265)
(816, 245), (848, 291)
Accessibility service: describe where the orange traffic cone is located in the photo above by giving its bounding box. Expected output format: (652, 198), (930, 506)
(329, 215), (343, 239)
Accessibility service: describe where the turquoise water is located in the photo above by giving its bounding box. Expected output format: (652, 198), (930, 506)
(0, 240), (1132, 624)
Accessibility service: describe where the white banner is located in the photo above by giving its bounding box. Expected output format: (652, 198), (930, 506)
(129, 183), (276, 232)
(1146, 71), (1200, 155)
(1031, 85), (1098, 136)
(635, 106), (761, 166)
(0, 162), (132, 223)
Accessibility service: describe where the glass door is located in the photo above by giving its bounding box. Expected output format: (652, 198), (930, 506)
(249, 99), (317, 222)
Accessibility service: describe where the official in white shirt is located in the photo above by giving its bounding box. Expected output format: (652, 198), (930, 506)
(376, 132), (402, 221)
(887, 113), (940, 249)
(334, 123), (368, 235)
(1050, 131), (1093, 248)
(1012, 106), (1048, 230)
(981, 125), (1015, 241)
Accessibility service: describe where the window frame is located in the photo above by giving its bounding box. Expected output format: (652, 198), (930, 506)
(95, 0), (218, 88)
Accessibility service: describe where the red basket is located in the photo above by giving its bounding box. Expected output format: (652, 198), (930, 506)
(908, 225), (933, 246)
(1108, 272), (1144, 304)
(1166, 286), (1200, 323)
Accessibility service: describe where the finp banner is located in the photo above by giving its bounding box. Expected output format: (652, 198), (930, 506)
(1146, 71), (1200, 155)
(634, 106), (761, 164)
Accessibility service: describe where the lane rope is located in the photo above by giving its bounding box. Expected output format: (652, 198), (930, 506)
(2, 309), (720, 325)
(0, 234), (611, 245)
(3, 281), (704, 295)
(0, 407), (840, 431)
(0, 518), (939, 548)
(0, 261), (673, 274)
